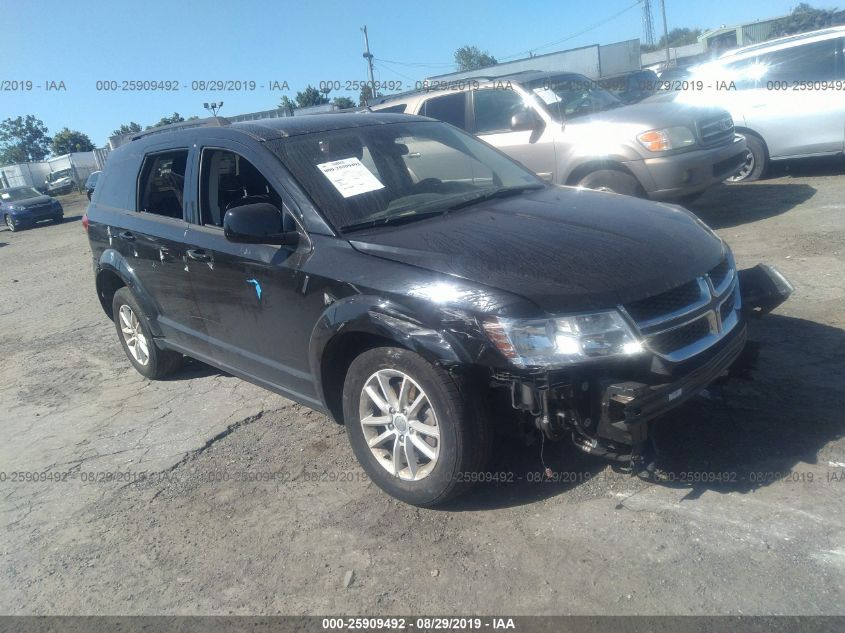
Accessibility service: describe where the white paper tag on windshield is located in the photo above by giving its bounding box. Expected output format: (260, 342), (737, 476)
(0, 193), (9, 200)
(532, 87), (561, 105)
(316, 157), (384, 198)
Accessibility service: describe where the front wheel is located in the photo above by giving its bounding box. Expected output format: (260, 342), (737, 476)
(342, 347), (490, 506)
(727, 135), (767, 183)
(577, 169), (644, 197)
(5, 214), (17, 232)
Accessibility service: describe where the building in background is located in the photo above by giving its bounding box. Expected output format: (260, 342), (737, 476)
(0, 149), (109, 192)
(423, 39), (642, 84)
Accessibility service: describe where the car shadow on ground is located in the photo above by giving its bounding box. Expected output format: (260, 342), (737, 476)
(0, 242), (6, 248)
(61, 215), (83, 224)
(687, 183), (816, 229)
(161, 357), (228, 381)
(447, 314), (845, 511)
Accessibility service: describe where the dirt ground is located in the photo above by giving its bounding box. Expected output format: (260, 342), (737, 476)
(1, 159), (844, 616)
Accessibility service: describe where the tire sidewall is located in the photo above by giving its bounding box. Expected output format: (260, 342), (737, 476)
(343, 348), (464, 506)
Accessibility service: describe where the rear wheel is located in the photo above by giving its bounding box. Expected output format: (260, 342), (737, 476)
(112, 287), (181, 379)
(342, 347), (490, 506)
(577, 169), (644, 197)
(727, 135), (767, 182)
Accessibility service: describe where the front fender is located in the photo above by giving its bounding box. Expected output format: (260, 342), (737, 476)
(308, 294), (473, 413)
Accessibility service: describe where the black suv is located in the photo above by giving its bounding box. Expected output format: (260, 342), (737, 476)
(85, 114), (791, 506)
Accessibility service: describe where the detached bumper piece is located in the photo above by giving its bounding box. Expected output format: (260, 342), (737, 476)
(738, 264), (794, 317)
(586, 324), (747, 460)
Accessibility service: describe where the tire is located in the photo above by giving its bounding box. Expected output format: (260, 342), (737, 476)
(5, 214), (17, 232)
(342, 347), (491, 506)
(727, 135), (767, 183)
(111, 287), (181, 379)
(577, 169), (644, 197)
(53, 215), (63, 224)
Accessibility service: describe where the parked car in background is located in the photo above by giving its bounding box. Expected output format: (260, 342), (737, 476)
(597, 69), (660, 104)
(85, 171), (102, 200)
(45, 168), (75, 195)
(649, 27), (845, 181)
(84, 115), (790, 505)
(370, 70), (746, 201)
(1, 186), (64, 231)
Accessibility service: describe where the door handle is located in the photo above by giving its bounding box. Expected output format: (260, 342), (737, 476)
(186, 249), (212, 262)
(118, 230), (135, 242)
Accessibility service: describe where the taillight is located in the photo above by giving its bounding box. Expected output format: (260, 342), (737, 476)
(82, 213), (89, 232)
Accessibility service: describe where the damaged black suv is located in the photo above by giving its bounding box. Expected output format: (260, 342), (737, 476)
(85, 114), (792, 506)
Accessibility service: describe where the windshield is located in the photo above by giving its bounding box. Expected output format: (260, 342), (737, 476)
(268, 121), (542, 233)
(48, 169), (72, 182)
(0, 187), (42, 202)
(526, 74), (623, 120)
(86, 172), (100, 186)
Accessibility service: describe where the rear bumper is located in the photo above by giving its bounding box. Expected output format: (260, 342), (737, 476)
(626, 135), (747, 200)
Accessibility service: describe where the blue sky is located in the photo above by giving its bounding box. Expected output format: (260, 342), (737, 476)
(2, 0), (814, 146)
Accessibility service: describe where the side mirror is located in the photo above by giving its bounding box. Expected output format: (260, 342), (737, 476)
(510, 110), (539, 132)
(223, 203), (298, 246)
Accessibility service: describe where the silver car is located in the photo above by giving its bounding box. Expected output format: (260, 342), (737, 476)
(657, 26), (845, 181)
(371, 71), (747, 201)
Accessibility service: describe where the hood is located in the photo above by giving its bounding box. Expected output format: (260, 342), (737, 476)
(571, 100), (728, 129)
(349, 186), (724, 314)
(6, 195), (55, 209)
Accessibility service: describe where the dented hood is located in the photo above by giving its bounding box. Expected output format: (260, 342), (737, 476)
(349, 186), (724, 314)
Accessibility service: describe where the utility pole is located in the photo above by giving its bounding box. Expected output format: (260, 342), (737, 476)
(659, 0), (671, 68)
(361, 26), (376, 101)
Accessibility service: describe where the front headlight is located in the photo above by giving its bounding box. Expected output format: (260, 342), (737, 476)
(482, 310), (643, 368)
(637, 126), (696, 152)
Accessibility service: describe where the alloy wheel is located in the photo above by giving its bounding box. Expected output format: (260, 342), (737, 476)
(118, 305), (150, 366)
(727, 149), (755, 182)
(359, 369), (440, 481)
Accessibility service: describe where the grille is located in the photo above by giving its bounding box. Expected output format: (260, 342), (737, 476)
(647, 317), (713, 355)
(624, 279), (704, 323)
(698, 115), (734, 147)
(707, 258), (732, 293)
(719, 290), (736, 322)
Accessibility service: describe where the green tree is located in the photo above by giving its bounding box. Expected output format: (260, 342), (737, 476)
(642, 27), (702, 53)
(359, 84), (376, 106)
(332, 96), (357, 110)
(770, 4), (845, 37)
(112, 122), (142, 137)
(147, 112), (186, 129)
(295, 85), (330, 108)
(454, 45), (497, 71)
(279, 95), (297, 115)
(51, 128), (95, 155)
(0, 115), (51, 163)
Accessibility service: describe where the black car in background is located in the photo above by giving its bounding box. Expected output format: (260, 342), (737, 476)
(85, 171), (102, 200)
(84, 114), (792, 506)
(1, 186), (64, 232)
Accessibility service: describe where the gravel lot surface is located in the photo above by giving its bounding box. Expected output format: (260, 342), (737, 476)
(1, 160), (844, 615)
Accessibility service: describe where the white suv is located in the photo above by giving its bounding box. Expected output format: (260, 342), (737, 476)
(677, 26), (845, 181)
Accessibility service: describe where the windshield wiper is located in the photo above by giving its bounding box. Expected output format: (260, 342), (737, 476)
(446, 184), (545, 211)
(340, 209), (448, 234)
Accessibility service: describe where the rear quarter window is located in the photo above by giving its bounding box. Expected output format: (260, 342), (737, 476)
(92, 147), (144, 210)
